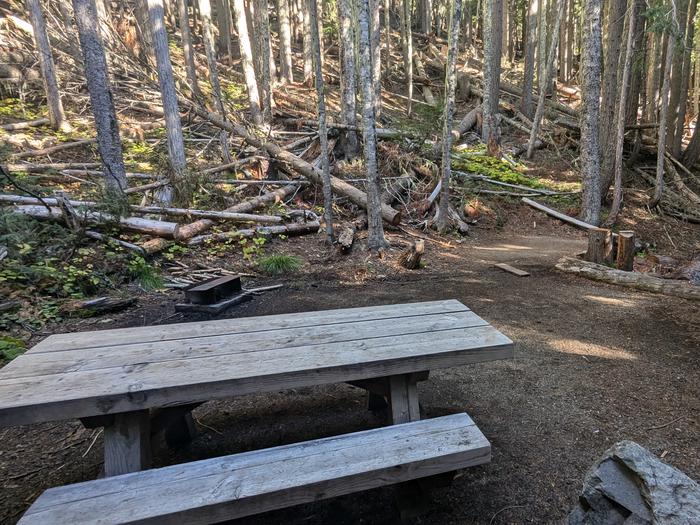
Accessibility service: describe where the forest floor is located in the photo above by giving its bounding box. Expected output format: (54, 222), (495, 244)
(1, 219), (698, 524)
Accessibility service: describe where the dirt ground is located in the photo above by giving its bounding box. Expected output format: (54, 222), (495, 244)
(1, 227), (698, 525)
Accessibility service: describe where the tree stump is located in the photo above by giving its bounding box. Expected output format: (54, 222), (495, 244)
(398, 240), (425, 269)
(585, 227), (613, 264)
(616, 231), (635, 271)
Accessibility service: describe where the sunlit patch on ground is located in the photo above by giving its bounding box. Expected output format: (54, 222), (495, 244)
(548, 338), (638, 361)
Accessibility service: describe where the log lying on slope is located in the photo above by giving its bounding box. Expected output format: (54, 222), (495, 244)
(9, 205), (180, 238)
(184, 103), (402, 225)
(0, 118), (50, 131)
(13, 138), (97, 160)
(188, 220), (320, 245)
(556, 256), (700, 301)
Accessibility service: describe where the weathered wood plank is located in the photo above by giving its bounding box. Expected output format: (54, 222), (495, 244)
(0, 326), (513, 426)
(103, 411), (151, 477)
(20, 414), (490, 525)
(390, 375), (421, 424)
(494, 263), (531, 277)
(28, 300), (470, 353)
(3, 312), (487, 379)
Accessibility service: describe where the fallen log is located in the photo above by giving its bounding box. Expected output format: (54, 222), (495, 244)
(4, 162), (101, 173)
(13, 138), (97, 160)
(413, 53), (436, 106)
(176, 184), (301, 240)
(201, 158), (258, 175)
(9, 205), (180, 238)
(522, 197), (604, 232)
(62, 296), (138, 316)
(280, 118), (414, 140)
(84, 230), (147, 256)
(556, 256), (700, 301)
(0, 118), (50, 131)
(188, 220), (320, 245)
(184, 103), (401, 225)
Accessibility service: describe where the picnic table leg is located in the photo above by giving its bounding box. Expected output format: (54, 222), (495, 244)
(103, 410), (151, 477)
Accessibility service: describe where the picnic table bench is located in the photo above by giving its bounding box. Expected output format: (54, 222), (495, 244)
(0, 299), (514, 524)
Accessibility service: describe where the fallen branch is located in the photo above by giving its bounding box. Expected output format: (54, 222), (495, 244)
(0, 118), (50, 131)
(522, 197), (601, 232)
(188, 220), (320, 245)
(13, 138), (97, 160)
(556, 256), (700, 301)
(4, 162), (101, 173)
(84, 230), (147, 256)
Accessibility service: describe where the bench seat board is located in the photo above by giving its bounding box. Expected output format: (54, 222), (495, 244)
(19, 413), (490, 525)
(0, 301), (513, 426)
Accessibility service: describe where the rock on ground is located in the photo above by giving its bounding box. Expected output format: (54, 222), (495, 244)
(569, 440), (700, 524)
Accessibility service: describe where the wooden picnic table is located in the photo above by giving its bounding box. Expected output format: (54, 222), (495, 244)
(0, 299), (513, 478)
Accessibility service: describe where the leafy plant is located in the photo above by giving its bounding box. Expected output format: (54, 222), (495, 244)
(128, 256), (163, 290)
(0, 335), (25, 365)
(240, 235), (266, 262)
(258, 254), (302, 275)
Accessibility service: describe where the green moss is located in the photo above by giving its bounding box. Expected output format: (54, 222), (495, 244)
(0, 97), (42, 120)
(451, 148), (541, 187)
(0, 335), (25, 365)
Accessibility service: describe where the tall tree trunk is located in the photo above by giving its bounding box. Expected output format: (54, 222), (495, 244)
(520, 0), (538, 118)
(370, 0), (382, 119)
(402, 0), (414, 116)
(644, 32), (662, 123)
(557, 0), (566, 81)
(177, 0), (203, 99)
(436, 0), (463, 232)
(526, 0), (564, 159)
(71, 0), (127, 191)
(27, 0), (69, 132)
(255, 0), (273, 119)
(598, 0), (625, 196)
(482, 0), (503, 154)
(384, 0), (392, 75)
(302, 0), (313, 84)
(199, 0), (233, 159)
(231, 0), (263, 124)
(535, 0), (546, 90)
(606, 0), (636, 226)
(277, 0), (294, 83)
(651, 25), (678, 208)
(308, 0), (334, 242)
(147, 0), (187, 201)
(624, 0), (646, 126)
(338, 0), (359, 158)
(672, 0), (697, 156)
(359, 0), (387, 250)
(666, 0), (689, 150)
(215, 0), (233, 59)
(579, 0), (602, 225)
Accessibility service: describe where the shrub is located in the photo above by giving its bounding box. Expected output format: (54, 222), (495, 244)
(258, 254), (302, 275)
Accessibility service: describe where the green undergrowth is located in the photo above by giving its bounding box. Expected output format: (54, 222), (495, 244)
(258, 254), (302, 275)
(0, 335), (25, 366)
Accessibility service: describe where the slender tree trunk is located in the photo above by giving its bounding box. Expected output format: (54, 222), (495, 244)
(229, 0), (263, 124)
(308, 0), (334, 242)
(526, 0), (563, 159)
(672, 0), (697, 156)
(520, 0), (538, 118)
(666, 0), (689, 150)
(557, 0), (566, 81)
(147, 0), (187, 201)
(302, 0), (313, 84)
(624, 0), (645, 126)
(359, 0), (387, 250)
(482, 0), (503, 154)
(535, 0), (546, 90)
(651, 26), (677, 208)
(606, 1), (636, 226)
(565, 0), (574, 80)
(579, 0), (602, 225)
(177, 0), (203, 99)
(402, 0), (414, 116)
(27, 0), (69, 132)
(199, 0), (233, 159)
(255, 0), (273, 119)
(384, 0), (392, 75)
(215, 0), (233, 59)
(338, 0), (359, 158)
(436, 0), (463, 232)
(71, 0), (127, 191)
(277, 0), (294, 83)
(370, 0), (383, 119)
(645, 32), (662, 123)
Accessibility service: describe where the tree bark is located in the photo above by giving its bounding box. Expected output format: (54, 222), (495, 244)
(177, 0), (203, 99)
(359, 0), (388, 250)
(254, 0), (273, 120)
(606, 2), (636, 226)
(277, 0), (294, 83)
(370, 0), (382, 118)
(147, 0), (187, 202)
(578, 0), (602, 225)
(71, 0), (127, 191)
(482, 0), (503, 152)
(302, 0), (313, 84)
(402, 0), (414, 116)
(666, 0), (690, 151)
(435, 0), (462, 232)
(231, 0), (263, 124)
(309, 0), (334, 242)
(27, 0), (69, 132)
(671, 0), (697, 156)
(338, 0), (359, 158)
(520, 0), (538, 118)
(650, 24), (677, 209)
(215, 0), (233, 58)
(525, 0), (563, 159)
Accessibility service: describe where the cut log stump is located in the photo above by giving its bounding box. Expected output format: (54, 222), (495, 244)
(616, 231), (635, 271)
(398, 240), (425, 269)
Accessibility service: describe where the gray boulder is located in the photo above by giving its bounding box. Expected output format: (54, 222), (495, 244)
(569, 440), (700, 524)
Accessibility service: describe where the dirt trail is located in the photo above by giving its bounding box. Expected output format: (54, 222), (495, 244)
(1, 235), (697, 524)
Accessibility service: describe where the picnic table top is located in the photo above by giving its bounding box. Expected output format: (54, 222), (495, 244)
(0, 299), (513, 427)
